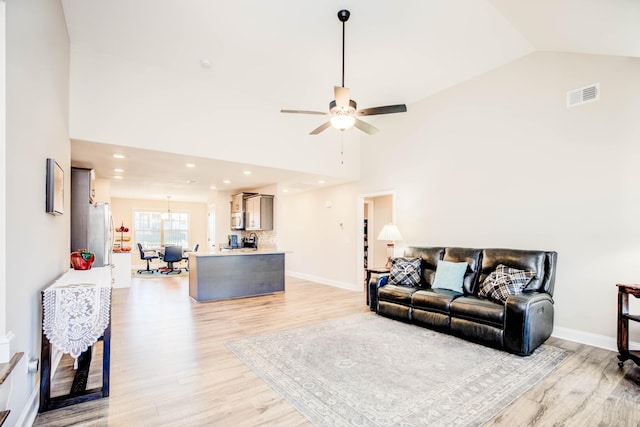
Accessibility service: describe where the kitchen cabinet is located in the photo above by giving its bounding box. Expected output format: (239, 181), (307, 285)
(111, 252), (131, 288)
(71, 167), (95, 205)
(231, 193), (244, 213)
(245, 194), (274, 230)
(231, 192), (256, 213)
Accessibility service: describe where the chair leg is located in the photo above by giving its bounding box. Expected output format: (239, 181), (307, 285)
(137, 258), (156, 274)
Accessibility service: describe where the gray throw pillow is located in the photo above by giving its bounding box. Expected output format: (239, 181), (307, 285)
(388, 257), (422, 287)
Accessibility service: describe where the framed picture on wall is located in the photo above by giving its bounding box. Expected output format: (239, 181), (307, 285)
(46, 158), (64, 215)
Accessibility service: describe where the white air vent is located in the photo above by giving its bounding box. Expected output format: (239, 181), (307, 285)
(567, 83), (599, 108)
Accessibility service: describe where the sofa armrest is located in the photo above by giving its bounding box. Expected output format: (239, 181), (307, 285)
(368, 274), (389, 311)
(504, 292), (554, 355)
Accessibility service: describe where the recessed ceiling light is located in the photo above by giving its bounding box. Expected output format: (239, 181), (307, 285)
(113, 176), (123, 180)
(223, 180), (231, 184)
(242, 170), (252, 175)
(318, 180), (326, 184)
(113, 168), (125, 173)
(113, 154), (125, 159)
(200, 59), (211, 68)
(209, 186), (217, 190)
(283, 189), (289, 193)
(187, 180), (197, 184)
(186, 163), (195, 168)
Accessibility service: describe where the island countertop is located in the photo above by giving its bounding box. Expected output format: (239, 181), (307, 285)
(192, 248), (287, 257)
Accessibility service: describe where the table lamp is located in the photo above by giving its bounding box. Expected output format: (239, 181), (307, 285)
(377, 223), (403, 269)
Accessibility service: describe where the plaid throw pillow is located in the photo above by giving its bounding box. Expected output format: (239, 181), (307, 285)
(388, 257), (422, 287)
(479, 264), (535, 304)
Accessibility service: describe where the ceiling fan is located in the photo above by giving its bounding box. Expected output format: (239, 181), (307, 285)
(281, 9), (407, 135)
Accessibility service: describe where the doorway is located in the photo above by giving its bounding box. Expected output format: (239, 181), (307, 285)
(357, 191), (395, 292)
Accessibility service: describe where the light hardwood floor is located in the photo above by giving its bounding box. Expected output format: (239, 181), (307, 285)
(34, 276), (640, 426)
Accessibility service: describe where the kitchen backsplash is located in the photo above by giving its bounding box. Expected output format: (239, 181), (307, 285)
(241, 229), (277, 249)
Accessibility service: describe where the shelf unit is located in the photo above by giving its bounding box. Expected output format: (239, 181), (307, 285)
(616, 283), (640, 368)
(113, 222), (131, 253)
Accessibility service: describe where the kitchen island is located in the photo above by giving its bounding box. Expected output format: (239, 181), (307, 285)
(188, 249), (285, 302)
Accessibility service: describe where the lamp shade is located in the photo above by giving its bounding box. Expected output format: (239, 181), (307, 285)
(330, 114), (356, 131)
(377, 223), (403, 241)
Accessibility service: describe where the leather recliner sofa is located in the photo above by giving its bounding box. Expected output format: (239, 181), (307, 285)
(369, 247), (557, 356)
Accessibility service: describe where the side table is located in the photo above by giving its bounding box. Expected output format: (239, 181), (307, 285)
(616, 283), (640, 368)
(365, 267), (390, 306)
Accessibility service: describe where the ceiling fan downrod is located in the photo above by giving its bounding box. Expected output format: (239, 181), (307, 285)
(338, 9), (350, 88)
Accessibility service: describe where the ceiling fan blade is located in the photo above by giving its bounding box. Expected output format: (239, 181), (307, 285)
(356, 104), (407, 116)
(309, 121), (332, 135)
(353, 118), (379, 135)
(334, 86), (351, 108)
(281, 109), (329, 115)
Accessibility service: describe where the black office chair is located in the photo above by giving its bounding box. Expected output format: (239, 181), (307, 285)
(182, 243), (199, 271)
(161, 245), (184, 274)
(137, 243), (158, 274)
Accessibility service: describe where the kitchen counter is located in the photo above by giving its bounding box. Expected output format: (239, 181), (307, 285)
(188, 249), (285, 302)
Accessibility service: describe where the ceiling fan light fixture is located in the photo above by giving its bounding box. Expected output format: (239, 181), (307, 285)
(330, 114), (356, 131)
(280, 9), (407, 136)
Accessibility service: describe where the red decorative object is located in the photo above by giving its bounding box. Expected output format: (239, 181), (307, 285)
(70, 249), (95, 270)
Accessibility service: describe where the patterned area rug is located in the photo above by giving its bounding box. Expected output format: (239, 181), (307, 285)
(226, 313), (571, 427)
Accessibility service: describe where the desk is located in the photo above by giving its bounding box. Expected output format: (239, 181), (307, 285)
(616, 283), (640, 368)
(365, 267), (390, 305)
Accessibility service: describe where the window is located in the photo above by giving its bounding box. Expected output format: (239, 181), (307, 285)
(134, 210), (190, 249)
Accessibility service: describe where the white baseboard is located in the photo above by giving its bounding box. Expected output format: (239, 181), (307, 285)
(13, 348), (63, 426)
(15, 383), (38, 427)
(552, 326), (640, 352)
(286, 271), (360, 292)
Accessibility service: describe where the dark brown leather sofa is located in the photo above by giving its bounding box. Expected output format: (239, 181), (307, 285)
(370, 246), (557, 356)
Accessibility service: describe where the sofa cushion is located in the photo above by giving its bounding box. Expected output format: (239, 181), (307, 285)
(432, 260), (467, 293)
(412, 288), (461, 313)
(388, 257), (422, 287)
(378, 284), (419, 305)
(450, 296), (505, 327)
(478, 264), (535, 303)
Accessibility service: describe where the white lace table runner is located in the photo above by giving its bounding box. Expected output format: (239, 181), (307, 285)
(43, 283), (111, 359)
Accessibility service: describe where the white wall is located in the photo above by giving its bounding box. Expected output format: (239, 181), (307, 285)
(280, 51), (640, 348)
(281, 183), (360, 290)
(5, 0), (70, 424)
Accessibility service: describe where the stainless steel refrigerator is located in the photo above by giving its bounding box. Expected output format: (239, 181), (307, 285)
(70, 202), (114, 267)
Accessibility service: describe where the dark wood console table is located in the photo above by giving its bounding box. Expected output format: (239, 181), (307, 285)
(39, 268), (112, 412)
(616, 283), (640, 368)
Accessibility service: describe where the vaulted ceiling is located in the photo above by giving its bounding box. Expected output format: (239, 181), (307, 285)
(62, 0), (640, 201)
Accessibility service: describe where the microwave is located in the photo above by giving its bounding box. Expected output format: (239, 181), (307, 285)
(231, 212), (245, 230)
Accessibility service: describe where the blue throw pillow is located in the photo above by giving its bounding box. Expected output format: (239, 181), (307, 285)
(377, 275), (388, 288)
(432, 260), (468, 293)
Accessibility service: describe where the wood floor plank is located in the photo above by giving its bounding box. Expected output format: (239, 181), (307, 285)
(33, 276), (640, 426)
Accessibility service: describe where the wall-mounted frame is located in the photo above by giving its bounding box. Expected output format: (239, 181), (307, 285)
(46, 158), (64, 215)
